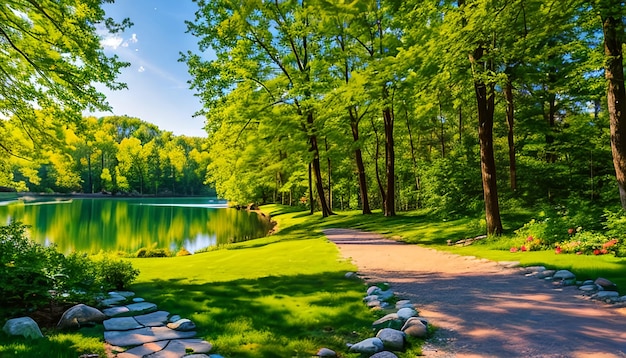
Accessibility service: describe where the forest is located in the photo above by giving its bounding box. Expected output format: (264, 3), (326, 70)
(180, 0), (626, 234)
(0, 115), (212, 196)
(2, 0), (626, 236)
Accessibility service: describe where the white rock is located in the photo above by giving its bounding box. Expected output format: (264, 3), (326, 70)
(553, 270), (576, 280)
(3, 317), (43, 339)
(397, 307), (418, 320)
(349, 337), (384, 354)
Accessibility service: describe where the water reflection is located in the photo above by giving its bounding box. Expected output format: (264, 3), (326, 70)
(0, 197), (270, 254)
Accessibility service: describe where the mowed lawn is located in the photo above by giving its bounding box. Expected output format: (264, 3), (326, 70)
(127, 207), (384, 357)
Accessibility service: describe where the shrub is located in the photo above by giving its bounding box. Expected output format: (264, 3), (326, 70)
(0, 221), (140, 318)
(93, 255), (140, 291)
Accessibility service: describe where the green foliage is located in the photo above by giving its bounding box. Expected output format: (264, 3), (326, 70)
(135, 247), (171, 258)
(0, 221), (139, 319)
(92, 255), (140, 291)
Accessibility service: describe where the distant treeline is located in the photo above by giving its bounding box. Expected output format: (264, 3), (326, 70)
(1, 115), (213, 196)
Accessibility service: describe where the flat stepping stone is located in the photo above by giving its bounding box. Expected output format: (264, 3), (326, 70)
(103, 306), (130, 317)
(116, 339), (212, 358)
(178, 339), (213, 353)
(103, 317), (142, 331)
(117, 340), (168, 358)
(101, 296), (127, 306)
(104, 326), (197, 346)
(111, 291), (136, 298)
(134, 311), (170, 327)
(126, 302), (158, 315)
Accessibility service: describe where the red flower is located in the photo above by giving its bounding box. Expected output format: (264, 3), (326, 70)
(510, 247), (519, 253)
(555, 247), (562, 254)
(593, 249), (601, 255)
(568, 228), (575, 235)
(526, 236), (534, 242)
(520, 245), (527, 252)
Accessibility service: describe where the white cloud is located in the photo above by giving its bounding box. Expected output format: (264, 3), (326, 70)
(101, 35), (124, 50)
(101, 32), (139, 50)
(138, 66), (145, 73)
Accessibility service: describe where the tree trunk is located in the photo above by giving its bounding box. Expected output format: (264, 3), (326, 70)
(349, 110), (372, 214)
(383, 100), (396, 217)
(603, 11), (626, 209)
(308, 113), (333, 217)
(308, 162), (314, 215)
(505, 79), (517, 191)
(472, 46), (503, 235)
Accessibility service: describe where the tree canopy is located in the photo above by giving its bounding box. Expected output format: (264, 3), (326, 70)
(184, 0), (626, 233)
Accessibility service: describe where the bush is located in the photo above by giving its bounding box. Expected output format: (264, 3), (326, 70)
(92, 255), (140, 291)
(0, 222), (140, 319)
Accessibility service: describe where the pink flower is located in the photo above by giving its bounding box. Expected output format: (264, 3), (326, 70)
(526, 236), (534, 242)
(510, 247), (519, 253)
(568, 228), (575, 235)
(576, 251), (582, 255)
(555, 247), (562, 254)
(520, 245), (527, 252)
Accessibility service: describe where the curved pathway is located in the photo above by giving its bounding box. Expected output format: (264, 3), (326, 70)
(323, 228), (626, 358)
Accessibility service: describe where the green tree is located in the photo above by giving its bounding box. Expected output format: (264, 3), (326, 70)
(0, 0), (130, 153)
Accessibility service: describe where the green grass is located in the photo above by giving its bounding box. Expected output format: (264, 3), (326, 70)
(3, 203), (625, 357)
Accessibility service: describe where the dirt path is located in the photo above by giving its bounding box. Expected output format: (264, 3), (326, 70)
(323, 228), (626, 358)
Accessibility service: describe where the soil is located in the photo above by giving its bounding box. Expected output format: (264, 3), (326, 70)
(324, 228), (626, 358)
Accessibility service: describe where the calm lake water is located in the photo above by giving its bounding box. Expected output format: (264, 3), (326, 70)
(0, 197), (271, 254)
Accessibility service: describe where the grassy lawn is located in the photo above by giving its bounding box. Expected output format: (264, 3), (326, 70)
(2, 204), (626, 357)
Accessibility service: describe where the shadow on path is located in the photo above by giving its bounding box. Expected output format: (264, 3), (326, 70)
(324, 228), (626, 358)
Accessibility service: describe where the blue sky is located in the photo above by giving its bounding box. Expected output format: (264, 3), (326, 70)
(90, 0), (210, 137)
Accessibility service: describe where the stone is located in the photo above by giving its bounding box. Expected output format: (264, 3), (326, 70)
(2, 317), (43, 339)
(178, 339), (213, 353)
(537, 270), (556, 279)
(169, 314), (181, 323)
(101, 295), (127, 307)
(397, 307), (418, 320)
(104, 326), (196, 346)
(167, 318), (196, 331)
(147, 339), (187, 357)
(395, 300), (413, 309)
(132, 297), (145, 303)
(578, 285), (598, 292)
(349, 337), (384, 354)
(125, 302), (157, 315)
(377, 289), (395, 301)
(316, 347), (337, 357)
(103, 317), (143, 331)
(370, 352), (399, 358)
(376, 328), (406, 351)
(372, 313), (403, 330)
(553, 270), (576, 280)
(367, 286), (381, 296)
(134, 311), (170, 327)
(117, 340), (168, 358)
(595, 277), (618, 291)
(345, 272), (358, 279)
(56, 304), (107, 330)
(110, 291), (135, 298)
(103, 306), (130, 317)
(525, 266), (546, 272)
(367, 300), (382, 308)
(363, 295), (379, 302)
(594, 291), (619, 299)
(402, 317), (428, 338)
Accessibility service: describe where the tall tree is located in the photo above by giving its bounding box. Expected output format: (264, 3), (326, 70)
(185, 0), (334, 216)
(596, 2), (626, 209)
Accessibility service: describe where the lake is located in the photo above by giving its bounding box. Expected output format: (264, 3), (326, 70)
(0, 197), (271, 254)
